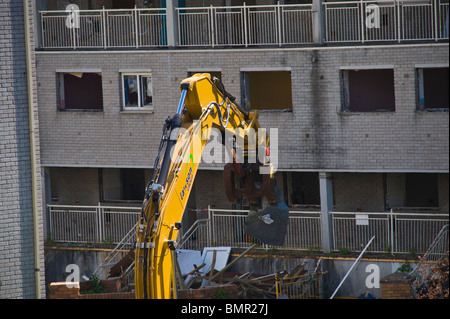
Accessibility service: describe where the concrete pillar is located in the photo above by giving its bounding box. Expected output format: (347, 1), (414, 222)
(312, 0), (325, 44)
(166, 0), (178, 47)
(319, 172), (334, 253)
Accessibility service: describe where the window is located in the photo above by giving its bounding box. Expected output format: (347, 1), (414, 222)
(288, 172), (320, 206)
(58, 72), (103, 111)
(101, 168), (146, 201)
(385, 173), (439, 209)
(122, 73), (153, 110)
(405, 173), (439, 208)
(241, 70), (293, 111)
(341, 68), (395, 112)
(417, 67), (449, 111)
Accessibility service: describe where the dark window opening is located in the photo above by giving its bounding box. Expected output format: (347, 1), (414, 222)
(58, 72), (103, 111)
(242, 71), (293, 111)
(405, 173), (439, 208)
(342, 69), (395, 112)
(288, 172), (320, 207)
(101, 168), (145, 201)
(112, 0), (135, 9)
(417, 67), (449, 111)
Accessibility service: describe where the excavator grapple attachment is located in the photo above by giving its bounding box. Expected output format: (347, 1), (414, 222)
(224, 163), (289, 246)
(244, 188), (289, 246)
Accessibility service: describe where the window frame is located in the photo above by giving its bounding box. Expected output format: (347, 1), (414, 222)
(121, 72), (154, 111)
(415, 65), (449, 112)
(100, 168), (146, 202)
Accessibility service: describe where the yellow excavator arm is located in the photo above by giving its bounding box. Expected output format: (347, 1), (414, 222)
(134, 73), (287, 299)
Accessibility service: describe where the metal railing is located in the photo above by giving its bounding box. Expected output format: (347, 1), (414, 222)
(92, 221), (138, 278)
(409, 224), (448, 292)
(39, 1), (448, 50)
(48, 204), (448, 256)
(176, 207), (322, 251)
(178, 207), (448, 255)
(47, 204), (140, 244)
(275, 272), (327, 299)
(208, 207), (322, 250)
(332, 210), (449, 254)
(176, 3), (314, 47)
(40, 7), (167, 49)
(324, 0), (449, 43)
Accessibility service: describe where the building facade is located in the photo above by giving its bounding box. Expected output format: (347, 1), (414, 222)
(36, 0), (448, 236)
(0, 0), (448, 298)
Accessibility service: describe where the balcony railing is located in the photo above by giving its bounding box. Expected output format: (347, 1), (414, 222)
(176, 3), (314, 47)
(39, 1), (449, 50)
(40, 7), (167, 49)
(47, 204), (140, 244)
(179, 207), (449, 255)
(47, 204), (448, 256)
(324, 0), (449, 43)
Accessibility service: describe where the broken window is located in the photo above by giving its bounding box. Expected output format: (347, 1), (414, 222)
(341, 69), (395, 112)
(417, 67), (449, 111)
(58, 72), (103, 111)
(241, 70), (293, 111)
(101, 168), (146, 201)
(122, 73), (153, 109)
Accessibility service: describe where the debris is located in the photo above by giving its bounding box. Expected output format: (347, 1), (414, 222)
(175, 245), (326, 299)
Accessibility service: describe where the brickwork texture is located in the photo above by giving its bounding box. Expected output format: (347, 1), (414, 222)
(0, 0), (45, 299)
(35, 45), (449, 172)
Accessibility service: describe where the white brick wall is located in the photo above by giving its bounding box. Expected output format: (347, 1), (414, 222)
(35, 44), (449, 172)
(0, 0), (45, 299)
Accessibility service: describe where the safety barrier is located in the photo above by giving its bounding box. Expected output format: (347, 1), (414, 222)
(40, 1), (447, 49)
(40, 7), (167, 49)
(47, 204), (448, 256)
(324, 0), (449, 43)
(47, 204), (140, 244)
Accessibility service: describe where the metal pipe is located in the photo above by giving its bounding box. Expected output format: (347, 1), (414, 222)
(23, 0), (42, 299)
(329, 235), (375, 299)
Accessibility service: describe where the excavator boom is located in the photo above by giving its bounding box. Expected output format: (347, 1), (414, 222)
(134, 74), (288, 299)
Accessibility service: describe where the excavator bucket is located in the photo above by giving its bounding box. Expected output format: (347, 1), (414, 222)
(244, 187), (289, 246)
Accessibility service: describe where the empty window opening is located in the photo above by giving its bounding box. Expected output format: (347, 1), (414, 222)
(417, 67), (449, 111)
(242, 70), (293, 111)
(405, 173), (439, 208)
(122, 73), (153, 109)
(287, 172), (320, 207)
(58, 72), (103, 111)
(385, 173), (439, 209)
(112, 0), (136, 9)
(341, 69), (395, 112)
(101, 168), (145, 201)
